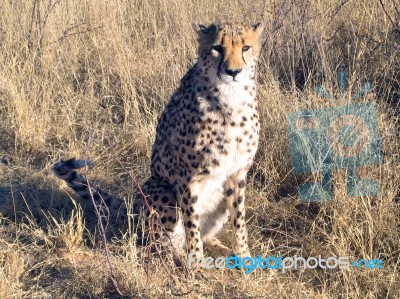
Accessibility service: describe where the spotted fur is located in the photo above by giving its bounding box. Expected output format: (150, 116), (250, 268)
(53, 21), (263, 269)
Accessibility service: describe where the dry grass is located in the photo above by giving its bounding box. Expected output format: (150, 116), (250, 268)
(0, 0), (399, 298)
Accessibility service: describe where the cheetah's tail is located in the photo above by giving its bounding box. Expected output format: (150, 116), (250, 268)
(52, 158), (130, 220)
(52, 158), (149, 239)
(52, 158), (99, 200)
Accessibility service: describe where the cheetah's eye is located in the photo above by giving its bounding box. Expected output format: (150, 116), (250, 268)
(242, 46), (251, 52)
(211, 45), (224, 54)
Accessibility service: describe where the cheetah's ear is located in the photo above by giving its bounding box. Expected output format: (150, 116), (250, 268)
(252, 22), (264, 36)
(194, 23), (217, 36)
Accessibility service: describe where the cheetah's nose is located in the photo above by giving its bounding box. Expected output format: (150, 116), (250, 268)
(225, 68), (242, 77)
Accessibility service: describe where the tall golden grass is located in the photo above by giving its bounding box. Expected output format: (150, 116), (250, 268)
(0, 0), (399, 297)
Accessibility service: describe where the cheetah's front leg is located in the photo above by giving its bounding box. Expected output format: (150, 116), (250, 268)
(225, 169), (251, 258)
(181, 185), (204, 268)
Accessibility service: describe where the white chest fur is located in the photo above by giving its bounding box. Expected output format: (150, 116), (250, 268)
(190, 81), (259, 219)
(212, 82), (258, 176)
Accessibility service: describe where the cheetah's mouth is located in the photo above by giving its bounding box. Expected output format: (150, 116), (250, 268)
(217, 72), (239, 83)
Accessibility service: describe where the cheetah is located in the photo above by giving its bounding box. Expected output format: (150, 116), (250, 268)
(53, 21), (263, 269)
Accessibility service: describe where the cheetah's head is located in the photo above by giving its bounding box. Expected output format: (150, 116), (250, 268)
(195, 22), (263, 84)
